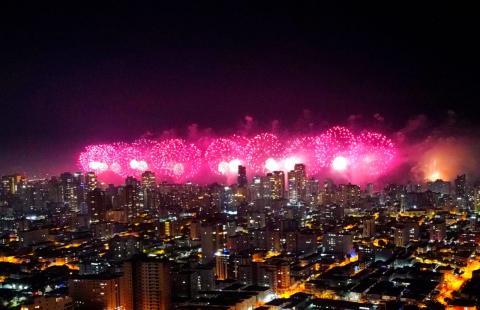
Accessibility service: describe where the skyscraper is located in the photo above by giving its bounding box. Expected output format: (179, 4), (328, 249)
(88, 188), (107, 223)
(1, 173), (24, 195)
(133, 257), (171, 310)
(60, 172), (79, 212)
(85, 172), (98, 191)
(263, 171), (285, 200)
(363, 217), (376, 238)
(141, 171), (156, 189)
(215, 249), (230, 280)
(121, 177), (144, 220)
(237, 165), (247, 188)
(288, 164), (306, 205)
(455, 174), (467, 198)
(141, 171), (157, 213)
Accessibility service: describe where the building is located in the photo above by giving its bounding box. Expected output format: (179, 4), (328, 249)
(120, 177), (144, 220)
(85, 172), (97, 191)
(266, 171), (285, 200)
(200, 223), (216, 263)
(218, 186), (235, 213)
(237, 165), (248, 188)
(363, 217), (376, 238)
(427, 179), (451, 195)
(288, 164), (307, 205)
(141, 171), (157, 213)
(20, 295), (73, 310)
(141, 171), (156, 189)
(1, 173), (24, 195)
(87, 188), (107, 222)
(60, 172), (80, 212)
(133, 257), (171, 310)
(305, 178), (319, 205)
(215, 249), (230, 280)
(455, 174), (467, 198)
(323, 232), (353, 256)
(69, 263), (133, 310)
(393, 222), (419, 247)
(475, 185), (480, 214)
(429, 220), (446, 242)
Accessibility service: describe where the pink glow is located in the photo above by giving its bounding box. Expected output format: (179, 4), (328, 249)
(78, 127), (397, 183)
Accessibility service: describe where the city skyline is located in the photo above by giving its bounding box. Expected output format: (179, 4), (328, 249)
(2, 2), (480, 310)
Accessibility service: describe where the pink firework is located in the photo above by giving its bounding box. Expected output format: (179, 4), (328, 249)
(245, 133), (284, 173)
(316, 126), (357, 169)
(151, 139), (202, 181)
(108, 142), (149, 177)
(353, 131), (396, 176)
(78, 126), (397, 183)
(78, 144), (119, 174)
(205, 137), (245, 176)
(284, 136), (321, 174)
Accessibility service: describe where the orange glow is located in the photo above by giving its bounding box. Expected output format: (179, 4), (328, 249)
(428, 171), (441, 181)
(436, 255), (480, 306)
(38, 257), (80, 270)
(252, 250), (280, 263)
(413, 138), (477, 182)
(373, 238), (388, 247)
(0, 256), (26, 264)
(278, 282), (305, 298)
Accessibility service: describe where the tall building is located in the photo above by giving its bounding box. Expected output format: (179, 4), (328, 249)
(265, 171), (285, 200)
(1, 173), (24, 195)
(474, 185), (480, 214)
(88, 188), (107, 223)
(363, 217), (376, 238)
(455, 174), (467, 197)
(60, 172), (80, 212)
(141, 171), (156, 189)
(305, 178), (319, 205)
(237, 165), (248, 188)
(218, 186), (235, 213)
(85, 172), (98, 191)
(121, 177), (144, 220)
(275, 261), (291, 291)
(141, 171), (157, 213)
(288, 164), (307, 205)
(336, 183), (361, 206)
(215, 249), (230, 280)
(133, 257), (171, 310)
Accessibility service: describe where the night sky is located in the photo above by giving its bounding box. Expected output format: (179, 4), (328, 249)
(1, 2), (479, 175)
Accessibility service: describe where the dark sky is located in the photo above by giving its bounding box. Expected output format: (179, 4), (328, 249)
(1, 2), (479, 175)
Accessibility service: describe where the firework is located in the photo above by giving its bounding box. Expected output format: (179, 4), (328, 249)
(332, 155), (348, 171)
(151, 139), (202, 181)
(78, 126), (398, 183)
(245, 133), (284, 173)
(284, 136), (321, 173)
(317, 126), (356, 169)
(205, 137), (245, 175)
(79, 144), (119, 174)
(353, 131), (396, 176)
